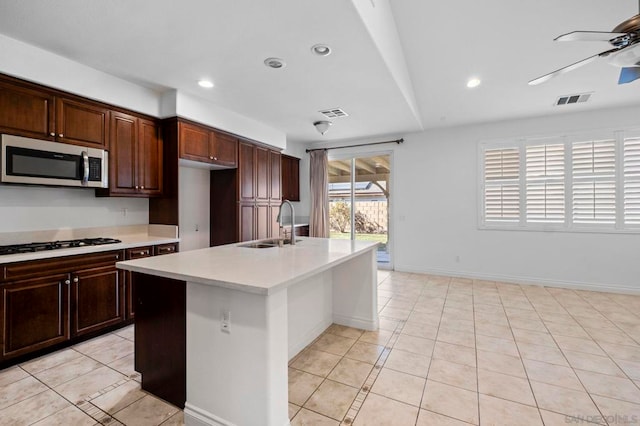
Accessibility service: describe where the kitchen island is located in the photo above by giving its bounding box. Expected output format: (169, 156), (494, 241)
(116, 237), (378, 426)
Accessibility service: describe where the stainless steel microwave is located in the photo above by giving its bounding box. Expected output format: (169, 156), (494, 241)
(1, 134), (108, 188)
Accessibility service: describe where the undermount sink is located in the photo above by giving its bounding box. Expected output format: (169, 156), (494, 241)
(238, 238), (302, 248)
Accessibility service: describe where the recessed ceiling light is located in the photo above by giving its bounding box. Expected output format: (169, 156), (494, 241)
(311, 44), (332, 56)
(466, 78), (481, 88)
(264, 57), (286, 69)
(198, 80), (214, 88)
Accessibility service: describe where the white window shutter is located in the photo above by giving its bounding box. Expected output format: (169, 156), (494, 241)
(624, 138), (640, 225)
(484, 148), (519, 222)
(525, 144), (565, 223)
(572, 140), (616, 224)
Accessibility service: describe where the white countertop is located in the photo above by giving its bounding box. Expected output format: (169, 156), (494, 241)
(117, 237), (378, 295)
(0, 225), (179, 265)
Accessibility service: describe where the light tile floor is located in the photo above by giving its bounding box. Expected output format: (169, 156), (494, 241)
(3, 271), (640, 425)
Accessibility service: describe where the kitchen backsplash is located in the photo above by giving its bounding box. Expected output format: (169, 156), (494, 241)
(0, 184), (148, 233)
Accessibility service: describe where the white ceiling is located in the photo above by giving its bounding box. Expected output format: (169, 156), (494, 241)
(0, 0), (639, 144)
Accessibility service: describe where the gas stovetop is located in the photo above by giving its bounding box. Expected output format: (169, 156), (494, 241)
(0, 237), (122, 256)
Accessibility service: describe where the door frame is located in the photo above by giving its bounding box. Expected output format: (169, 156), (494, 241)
(327, 149), (394, 270)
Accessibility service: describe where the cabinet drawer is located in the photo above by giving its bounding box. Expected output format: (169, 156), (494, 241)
(154, 243), (179, 256)
(126, 246), (153, 259)
(3, 250), (123, 282)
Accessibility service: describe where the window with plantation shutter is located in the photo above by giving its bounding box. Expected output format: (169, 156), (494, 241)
(525, 143), (565, 223)
(481, 131), (640, 233)
(572, 140), (616, 224)
(624, 138), (640, 225)
(483, 148), (519, 222)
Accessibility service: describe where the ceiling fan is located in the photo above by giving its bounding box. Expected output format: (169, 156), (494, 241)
(529, 4), (640, 85)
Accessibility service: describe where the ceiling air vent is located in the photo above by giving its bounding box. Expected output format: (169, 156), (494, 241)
(319, 108), (349, 118)
(555, 93), (592, 106)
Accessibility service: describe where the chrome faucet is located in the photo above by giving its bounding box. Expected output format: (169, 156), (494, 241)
(276, 199), (296, 245)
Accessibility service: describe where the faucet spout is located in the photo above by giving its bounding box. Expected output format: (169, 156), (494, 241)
(277, 200), (296, 245)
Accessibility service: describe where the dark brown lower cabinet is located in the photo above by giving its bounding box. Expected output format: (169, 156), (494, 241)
(73, 266), (124, 336)
(0, 244), (175, 365)
(134, 272), (186, 408)
(1, 274), (70, 359)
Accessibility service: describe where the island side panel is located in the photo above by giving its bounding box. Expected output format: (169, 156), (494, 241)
(133, 272), (186, 408)
(286, 269), (333, 359)
(184, 282), (289, 426)
(331, 248), (378, 331)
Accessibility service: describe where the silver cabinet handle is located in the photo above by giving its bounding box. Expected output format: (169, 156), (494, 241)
(209, 156), (214, 160)
(141, 186), (144, 189)
(50, 132), (55, 137)
(214, 157), (217, 161)
(64, 279), (70, 285)
(58, 134), (64, 138)
(135, 185), (139, 189)
(73, 277), (79, 283)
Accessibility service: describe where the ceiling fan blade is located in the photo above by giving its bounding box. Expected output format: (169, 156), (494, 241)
(618, 66), (640, 84)
(555, 31), (627, 42)
(528, 48), (619, 86)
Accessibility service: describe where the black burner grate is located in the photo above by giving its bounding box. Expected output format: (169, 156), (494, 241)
(0, 238), (122, 256)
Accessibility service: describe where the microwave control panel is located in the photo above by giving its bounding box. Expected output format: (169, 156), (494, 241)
(88, 158), (102, 181)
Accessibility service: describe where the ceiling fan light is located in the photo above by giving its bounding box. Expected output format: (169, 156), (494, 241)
(313, 120), (332, 135)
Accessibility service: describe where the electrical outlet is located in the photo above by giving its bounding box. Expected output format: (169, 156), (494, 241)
(221, 310), (231, 333)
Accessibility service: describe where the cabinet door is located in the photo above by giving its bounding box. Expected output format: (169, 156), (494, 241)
(239, 142), (255, 202)
(239, 203), (255, 242)
(72, 265), (124, 336)
(269, 205), (281, 238)
(282, 155), (300, 202)
(255, 203), (270, 240)
(179, 122), (210, 162)
(109, 112), (138, 195)
(1, 274), (70, 360)
(125, 246), (153, 320)
(55, 97), (109, 148)
(289, 158), (300, 201)
(211, 132), (238, 167)
(270, 151), (282, 202)
(0, 80), (55, 139)
(255, 146), (270, 202)
(138, 119), (163, 196)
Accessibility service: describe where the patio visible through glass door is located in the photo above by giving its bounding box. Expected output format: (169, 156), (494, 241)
(328, 153), (391, 267)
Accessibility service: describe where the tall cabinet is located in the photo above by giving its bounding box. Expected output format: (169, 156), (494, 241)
(210, 140), (282, 246)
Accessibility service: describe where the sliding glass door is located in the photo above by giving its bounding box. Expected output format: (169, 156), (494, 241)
(328, 153), (391, 268)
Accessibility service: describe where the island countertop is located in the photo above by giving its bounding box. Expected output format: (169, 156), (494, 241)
(116, 237), (378, 295)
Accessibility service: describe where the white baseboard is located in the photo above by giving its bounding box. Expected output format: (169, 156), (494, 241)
(393, 264), (640, 295)
(333, 313), (378, 331)
(184, 403), (233, 426)
(288, 318), (332, 360)
(184, 403), (291, 426)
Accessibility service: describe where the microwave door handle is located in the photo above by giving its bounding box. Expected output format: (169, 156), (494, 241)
(81, 151), (89, 185)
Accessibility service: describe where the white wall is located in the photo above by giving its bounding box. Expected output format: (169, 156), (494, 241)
(178, 167), (211, 251)
(0, 34), (161, 116)
(306, 105), (640, 293)
(0, 185), (148, 233)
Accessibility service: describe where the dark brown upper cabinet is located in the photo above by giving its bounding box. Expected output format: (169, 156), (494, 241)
(0, 74), (109, 149)
(281, 154), (300, 201)
(55, 97), (109, 149)
(0, 79), (54, 140)
(97, 112), (162, 197)
(178, 121), (237, 168)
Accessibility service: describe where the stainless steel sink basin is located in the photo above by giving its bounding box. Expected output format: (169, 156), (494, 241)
(238, 238), (302, 248)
